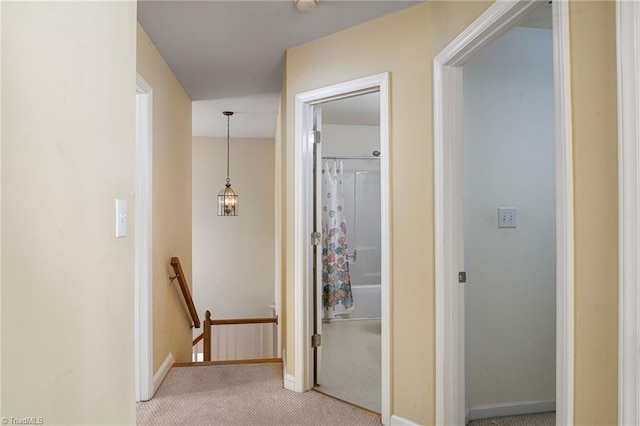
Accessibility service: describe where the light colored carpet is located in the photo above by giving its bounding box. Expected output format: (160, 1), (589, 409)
(468, 411), (555, 426)
(136, 363), (382, 426)
(317, 319), (381, 413)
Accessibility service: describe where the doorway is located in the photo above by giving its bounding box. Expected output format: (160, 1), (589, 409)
(293, 73), (391, 424)
(434, 1), (574, 425)
(463, 16), (556, 423)
(312, 92), (382, 413)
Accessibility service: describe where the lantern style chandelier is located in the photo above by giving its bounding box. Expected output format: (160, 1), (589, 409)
(217, 111), (238, 216)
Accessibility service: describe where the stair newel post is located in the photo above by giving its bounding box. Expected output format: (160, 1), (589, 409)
(204, 310), (212, 361)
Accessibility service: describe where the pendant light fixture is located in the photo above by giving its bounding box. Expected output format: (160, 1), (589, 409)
(217, 111), (238, 216)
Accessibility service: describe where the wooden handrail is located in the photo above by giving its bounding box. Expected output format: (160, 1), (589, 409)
(211, 317), (278, 326)
(170, 257), (201, 328)
(193, 332), (205, 346)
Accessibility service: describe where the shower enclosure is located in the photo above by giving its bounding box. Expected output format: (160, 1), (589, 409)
(325, 159), (381, 320)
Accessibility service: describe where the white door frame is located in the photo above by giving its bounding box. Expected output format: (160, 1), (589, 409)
(433, 1), (574, 424)
(135, 73), (154, 402)
(293, 73), (391, 425)
(617, 1), (640, 424)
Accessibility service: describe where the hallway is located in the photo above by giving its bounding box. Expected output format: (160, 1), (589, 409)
(137, 363), (381, 425)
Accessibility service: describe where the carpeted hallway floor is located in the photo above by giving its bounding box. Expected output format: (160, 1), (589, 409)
(138, 362), (555, 425)
(136, 363), (382, 426)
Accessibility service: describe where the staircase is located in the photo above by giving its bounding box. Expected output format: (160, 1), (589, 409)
(170, 257), (280, 367)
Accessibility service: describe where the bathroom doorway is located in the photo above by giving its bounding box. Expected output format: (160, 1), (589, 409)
(292, 73), (391, 423)
(313, 92), (382, 413)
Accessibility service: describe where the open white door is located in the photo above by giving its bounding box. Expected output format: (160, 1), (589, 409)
(311, 104), (323, 387)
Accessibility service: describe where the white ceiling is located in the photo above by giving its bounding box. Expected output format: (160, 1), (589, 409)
(137, 0), (423, 138)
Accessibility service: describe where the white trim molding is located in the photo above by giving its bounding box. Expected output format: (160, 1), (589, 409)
(389, 414), (422, 426)
(274, 101), (283, 363)
(282, 350), (296, 391)
(467, 399), (556, 422)
(552, 2), (575, 424)
(284, 374), (296, 392)
(434, 1), (573, 425)
(135, 73), (154, 403)
(293, 73), (391, 425)
(617, 1), (640, 424)
(152, 352), (174, 395)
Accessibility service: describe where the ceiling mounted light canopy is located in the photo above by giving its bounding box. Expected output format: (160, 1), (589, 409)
(294, 0), (318, 13)
(217, 111), (238, 216)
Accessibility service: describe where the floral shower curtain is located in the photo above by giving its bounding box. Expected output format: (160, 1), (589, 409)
(322, 160), (354, 318)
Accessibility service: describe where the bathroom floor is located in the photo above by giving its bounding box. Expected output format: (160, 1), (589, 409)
(316, 319), (382, 413)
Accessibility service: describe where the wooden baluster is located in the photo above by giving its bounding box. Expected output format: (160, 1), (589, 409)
(203, 310), (212, 361)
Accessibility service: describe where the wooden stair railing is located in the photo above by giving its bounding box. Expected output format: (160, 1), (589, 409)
(177, 310), (279, 367)
(170, 257), (201, 329)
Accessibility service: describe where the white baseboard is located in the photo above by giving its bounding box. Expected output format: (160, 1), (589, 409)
(468, 399), (556, 421)
(390, 414), (422, 426)
(281, 349), (297, 391)
(152, 352), (175, 396)
(284, 373), (296, 391)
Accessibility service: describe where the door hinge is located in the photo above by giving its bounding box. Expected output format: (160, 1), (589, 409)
(311, 130), (321, 144)
(458, 272), (467, 283)
(311, 334), (322, 348)
(310, 232), (321, 246)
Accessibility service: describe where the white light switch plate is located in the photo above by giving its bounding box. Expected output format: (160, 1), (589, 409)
(116, 199), (127, 238)
(498, 207), (517, 228)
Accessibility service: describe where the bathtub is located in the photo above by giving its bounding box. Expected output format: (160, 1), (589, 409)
(346, 284), (381, 319)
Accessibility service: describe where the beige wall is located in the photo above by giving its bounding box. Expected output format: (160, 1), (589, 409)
(192, 137), (275, 319)
(570, 1), (618, 423)
(1, 2), (136, 424)
(283, 1), (619, 424)
(137, 24), (194, 370)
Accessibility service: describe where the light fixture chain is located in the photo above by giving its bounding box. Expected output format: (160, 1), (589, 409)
(226, 113), (230, 184)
